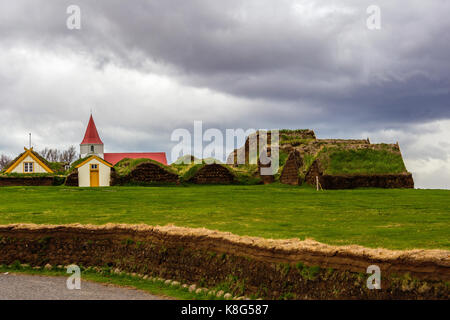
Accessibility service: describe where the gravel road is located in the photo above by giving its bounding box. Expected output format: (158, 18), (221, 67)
(0, 272), (168, 300)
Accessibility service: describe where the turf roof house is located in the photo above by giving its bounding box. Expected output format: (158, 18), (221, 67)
(76, 115), (167, 187)
(227, 130), (414, 189)
(2, 147), (54, 174)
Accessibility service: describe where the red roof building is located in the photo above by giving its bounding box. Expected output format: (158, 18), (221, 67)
(79, 114), (167, 166)
(104, 153), (168, 165)
(81, 115), (103, 145)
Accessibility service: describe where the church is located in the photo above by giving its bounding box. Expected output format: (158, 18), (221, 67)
(79, 114), (167, 165)
(2, 114), (167, 187)
(75, 114), (167, 187)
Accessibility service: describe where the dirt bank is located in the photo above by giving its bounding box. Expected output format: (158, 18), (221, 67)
(0, 224), (448, 299)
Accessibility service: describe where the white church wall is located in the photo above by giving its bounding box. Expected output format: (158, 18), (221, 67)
(80, 144), (104, 159)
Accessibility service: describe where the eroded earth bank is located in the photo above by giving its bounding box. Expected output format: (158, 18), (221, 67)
(0, 224), (448, 299)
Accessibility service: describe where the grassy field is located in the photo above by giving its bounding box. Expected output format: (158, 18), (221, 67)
(0, 184), (448, 250)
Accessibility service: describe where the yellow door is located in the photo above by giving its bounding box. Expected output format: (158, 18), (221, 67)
(90, 170), (99, 187)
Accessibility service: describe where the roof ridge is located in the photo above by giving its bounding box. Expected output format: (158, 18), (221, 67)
(81, 115), (103, 145)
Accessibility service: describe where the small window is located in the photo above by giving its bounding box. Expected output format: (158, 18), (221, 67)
(91, 145), (94, 152)
(24, 162), (34, 173)
(91, 164), (98, 170)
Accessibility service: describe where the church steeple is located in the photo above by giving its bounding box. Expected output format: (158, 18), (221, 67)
(80, 114), (104, 158)
(81, 114), (103, 145)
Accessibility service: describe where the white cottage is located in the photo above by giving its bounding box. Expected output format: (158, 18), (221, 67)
(75, 155), (113, 187)
(4, 147), (54, 174)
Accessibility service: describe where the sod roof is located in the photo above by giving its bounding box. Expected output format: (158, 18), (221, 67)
(181, 163), (234, 181)
(1, 148), (65, 175)
(171, 160), (262, 184)
(314, 144), (409, 175)
(114, 158), (177, 177)
(228, 129), (411, 180)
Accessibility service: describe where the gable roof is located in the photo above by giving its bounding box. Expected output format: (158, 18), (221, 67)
(75, 155), (113, 168)
(104, 152), (168, 166)
(4, 147), (54, 173)
(81, 115), (103, 145)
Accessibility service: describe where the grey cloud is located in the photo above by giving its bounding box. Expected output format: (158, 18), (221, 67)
(2, 1), (449, 127)
(0, 1), (449, 188)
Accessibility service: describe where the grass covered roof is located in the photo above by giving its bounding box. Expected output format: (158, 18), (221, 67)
(314, 144), (408, 175)
(114, 158), (177, 177)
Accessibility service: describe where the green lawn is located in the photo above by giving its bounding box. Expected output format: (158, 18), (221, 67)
(0, 184), (449, 250)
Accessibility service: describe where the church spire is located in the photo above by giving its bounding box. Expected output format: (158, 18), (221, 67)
(81, 114), (103, 145)
(80, 114), (104, 159)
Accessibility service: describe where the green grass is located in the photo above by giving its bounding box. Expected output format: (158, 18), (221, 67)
(232, 165), (262, 185)
(67, 156), (90, 173)
(0, 185), (448, 250)
(114, 158), (177, 176)
(172, 162), (260, 184)
(180, 164), (205, 181)
(0, 172), (58, 178)
(0, 264), (223, 300)
(323, 148), (407, 175)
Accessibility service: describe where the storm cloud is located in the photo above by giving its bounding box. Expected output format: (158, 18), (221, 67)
(0, 0), (449, 188)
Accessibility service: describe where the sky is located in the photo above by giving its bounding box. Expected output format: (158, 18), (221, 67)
(0, 0), (449, 189)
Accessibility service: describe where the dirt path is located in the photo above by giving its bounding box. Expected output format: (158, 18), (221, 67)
(0, 273), (169, 300)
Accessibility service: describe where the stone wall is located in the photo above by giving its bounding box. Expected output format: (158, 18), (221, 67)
(280, 150), (303, 185)
(305, 160), (322, 187)
(112, 162), (179, 185)
(64, 172), (79, 186)
(187, 164), (235, 184)
(305, 160), (414, 189)
(227, 131), (274, 166)
(0, 224), (448, 300)
(0, 176), (57, 187)
(318, 173), (414, 189)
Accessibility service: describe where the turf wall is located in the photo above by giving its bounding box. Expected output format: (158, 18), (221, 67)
(64, 172), (78, 186)
(317, 173), (414, 189)
(187, 164), (235, 184)
(0, 176), (63, 187)
(280, 150), (303, 185)
(305, 161), (414, 189)
(112, 162), (179, 185)
(0, 224), (447, 300)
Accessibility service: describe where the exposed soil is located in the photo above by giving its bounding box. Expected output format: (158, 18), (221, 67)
(112, 162), (179, 185)
(187, 164), (235, 184)
(64, 172), (78, 186)
(280, 150), (303, 185)
(0, 224), (448, 300)
(305, 160), (414, 189)
(0, 176), (55, 187)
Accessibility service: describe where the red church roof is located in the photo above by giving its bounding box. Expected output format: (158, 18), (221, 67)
(81, 115), (103, 145)
(104, 153), (168, 166)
